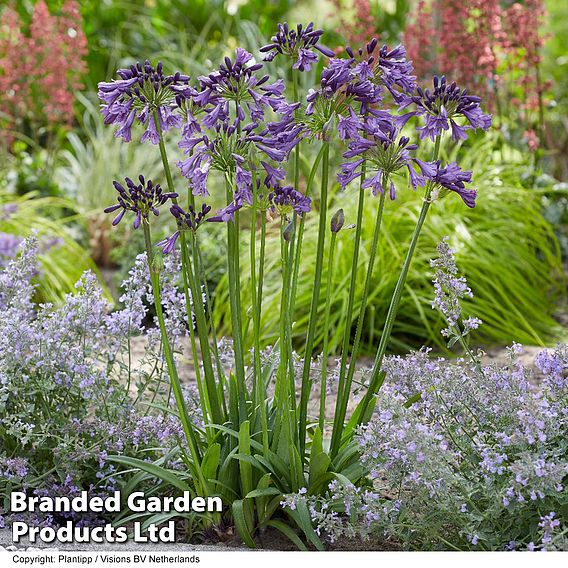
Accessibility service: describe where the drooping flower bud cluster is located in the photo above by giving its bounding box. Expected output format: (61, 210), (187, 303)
(156, 204), (211, 254)
(98, 61), (190, 144)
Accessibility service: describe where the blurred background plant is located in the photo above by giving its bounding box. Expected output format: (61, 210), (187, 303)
(0, 0), (567, 349)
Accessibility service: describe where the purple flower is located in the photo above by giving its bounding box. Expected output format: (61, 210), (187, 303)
(295, 48), (319, 71)
(260, 22), (334, 71)
(176, 97), (299, 197)
(0, 232), (22, 269)
(426, 162), (477, 208)
(207, 200), (243, 223)
(304, 51), (383, 136)
(235, 163), (253, 204)
(338, 107), (361, 140)
(269, 185), (311, 216)
(196, 49), (284, 127)
(419, 107), (450, 141)
(339, 120), (427, 198)
(103, 175), (178, 229)
(98, 60), (189, 144)
(343, 40), (416, 102)
(156, 231), (180, 255)
(375, 44), (417, 98)
(156, 204), (211, 254)
(408, 76), (492, 141)
(362, 169), (385, 196)
(261, 161), (286, 188)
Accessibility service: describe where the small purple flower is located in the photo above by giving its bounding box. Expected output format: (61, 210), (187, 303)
(427, 161), (477, 208)
(196, 49), (284, 127)
(177, 112), (299, 197)
(207, 200), (243, 223)
(305, 55), (382, 134)
(260, 22), (334, 72)
(338, 107), (361, 140)
(339, 120), (427, 198)
(261, 161), (286, 188)
(104, 175), (178, 229)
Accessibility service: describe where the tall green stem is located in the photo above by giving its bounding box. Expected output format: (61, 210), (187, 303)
(250, 187), (269, 453)
(142, 221), (207, 493)
(331, 168), (367, 435)
(330, 187), (386, 458)
(277, 218), (293, 415)
(152, 112), (223, 424)
(357, 137), (442, 427)
(288, 144), (326, 320)
(225, 175), (247, 421)
(298, 143), (330, 459)
(319, 230), (337, 432)
(180, 238), (224, 424)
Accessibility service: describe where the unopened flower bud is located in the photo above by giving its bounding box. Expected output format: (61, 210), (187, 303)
(152, 251), (165, 274)
(283, 220), (294, 241)
(331, 208), (345, 233)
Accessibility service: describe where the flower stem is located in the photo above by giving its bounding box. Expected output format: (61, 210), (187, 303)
(288, 143), (326, 321)
(331, 166), (367, 440)
(319, 230), (338, 432)
(356, 136), (442, 428)
(330, 185), (386, 458)
(277, 217), (293, 418)
(250, 183), (269, 454)
(152, 112), (223, 424)
(298, 142), (330, 460)
(142, 221), (208, 493)
(284, 67), (302, 382)
(180, 236), (224, 424)
(225, 175), (247, 422)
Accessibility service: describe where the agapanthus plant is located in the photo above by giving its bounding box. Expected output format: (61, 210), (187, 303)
(98, 25), (492, 549)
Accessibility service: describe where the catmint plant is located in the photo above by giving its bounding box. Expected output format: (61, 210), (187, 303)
(0, 238), (195, 529)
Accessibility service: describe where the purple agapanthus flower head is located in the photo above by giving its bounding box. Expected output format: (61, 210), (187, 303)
(98, 60), (189, 144)
(339, 118), (429, 198)
(403, 75), (492, 141)
(196, 48), (285, 127)
(344, 40), (416, 103)
(156, 203), (211, 254)
(260, 22), (334, 72)
(177, 110), (299, 197)
(104, 175), (178, 229)
(269, 185), (312, 217)
(304, 54), (382, 138)
(426, 161), (477, 208)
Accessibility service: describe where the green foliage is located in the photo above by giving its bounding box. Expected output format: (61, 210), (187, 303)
(0, 190), (99, 302)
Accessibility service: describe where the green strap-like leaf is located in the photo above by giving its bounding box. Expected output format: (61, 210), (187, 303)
(265, 520), (308, 551)
(232, 499), (256, 548)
